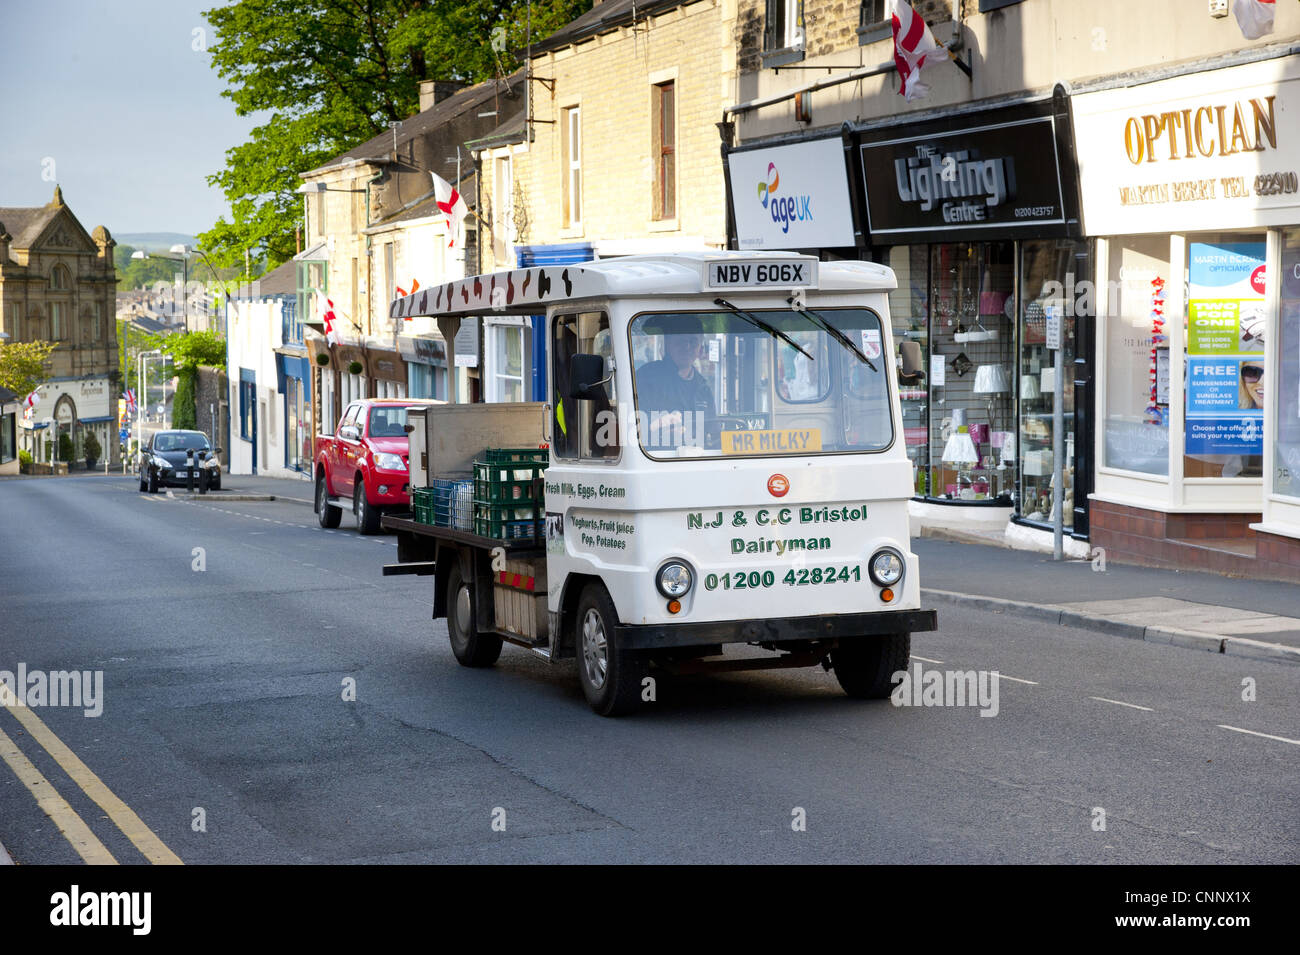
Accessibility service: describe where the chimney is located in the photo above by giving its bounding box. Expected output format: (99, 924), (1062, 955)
(418, 80), (467, 113)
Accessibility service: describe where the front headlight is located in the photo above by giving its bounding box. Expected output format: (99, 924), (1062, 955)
(374, 452), (406, 471)
(153, 456), (171, 469)
(656, 561), (694, 598)
(203, 458), (220, 469)
(868, 548), (905, 587)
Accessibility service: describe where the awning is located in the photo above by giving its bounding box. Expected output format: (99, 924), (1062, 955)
(78, 416), (113, 424)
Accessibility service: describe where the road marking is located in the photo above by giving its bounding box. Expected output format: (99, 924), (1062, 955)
(1089, 696), (1154, 712)
(998, 674), (1039, 686)
(912, 655), (944, 665)
(0, 724), (117, 865)
(0, 686), (182, 865)
(1217, 724), (1300, 746)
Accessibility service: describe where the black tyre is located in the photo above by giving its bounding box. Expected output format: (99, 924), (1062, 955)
(831, 633), (911, 699)
(138, 471), (147, 492)
(354, 481), (380, 534)
(147, 468), (158, 494)
(316, 473), (341, 528)
(210, 475), (221, 491)
(575, 583), (647, 717)
(446, 561), (502, 667)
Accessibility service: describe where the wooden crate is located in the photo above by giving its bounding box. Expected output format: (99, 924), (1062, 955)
(492, 558), (548, 641)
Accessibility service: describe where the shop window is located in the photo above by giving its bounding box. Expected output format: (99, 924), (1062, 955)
(887, 246), (930, 495)
(652, 81), (676, 221)
(1019, 240), (1085, 529)
(552, 312), (618, 460)
(1104, 236), (1170, 476)
(239, 370), (256, 442)
(1276, 228), (1300, 499)
(1184, 233), (1265, 479)
(927, 242), (1015, 503)
(1, 412), (14, 464)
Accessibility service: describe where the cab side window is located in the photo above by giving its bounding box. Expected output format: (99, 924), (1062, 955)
(552, 311), (619, 460)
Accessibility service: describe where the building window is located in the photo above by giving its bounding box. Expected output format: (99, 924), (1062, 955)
(316, 192), (327, 239)
(92, 302), (102, 342)
(50, 303), (64, 340)
(494, 154), (514, 263)
(763, 0), (805, 56)
(50, 265), (70, 290)
(858, 0), (890, 43)
(5, 303), (20, 341)
(563, 107), (582, 228)
(653, 81), (676, 221)
(979, 0), (1024, 11)
(488, 322), (530, 402)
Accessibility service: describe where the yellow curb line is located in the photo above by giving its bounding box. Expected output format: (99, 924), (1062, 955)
(0, 686), (181, 865)
(0, 724), (117, 865)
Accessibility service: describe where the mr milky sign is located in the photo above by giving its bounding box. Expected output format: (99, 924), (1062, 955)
(705, 259), (816, 290)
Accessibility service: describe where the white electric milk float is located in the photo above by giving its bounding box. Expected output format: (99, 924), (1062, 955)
(379, 251), (937, 715)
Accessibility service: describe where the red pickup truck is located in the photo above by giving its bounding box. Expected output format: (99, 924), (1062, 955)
(314, 398), (439, 534)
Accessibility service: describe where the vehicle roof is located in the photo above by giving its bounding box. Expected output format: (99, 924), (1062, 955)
(389, 251), (896, 322)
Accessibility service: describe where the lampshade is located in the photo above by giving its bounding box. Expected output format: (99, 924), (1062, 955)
(973, 364), (1009, 394)
(941, 426), (979, 465)
(1020, 375), (1041, 400)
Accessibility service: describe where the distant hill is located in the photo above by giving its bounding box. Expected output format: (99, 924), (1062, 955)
(116, 233), (198, 253)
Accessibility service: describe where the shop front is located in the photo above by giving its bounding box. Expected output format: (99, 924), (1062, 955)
(1072, 53), (1300, 580)
(852, 92), (1089, 542)
(398, 333), (448, 400)
(275, 349), (311, 472)
(365, 346), (407, 400)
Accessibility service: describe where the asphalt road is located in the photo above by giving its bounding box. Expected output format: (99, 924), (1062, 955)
(0, 475), (1297, 864)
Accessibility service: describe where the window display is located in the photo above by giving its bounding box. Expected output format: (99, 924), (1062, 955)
(1183, 234), (1266, 479)
(886, 246), (930, 495)
(1104, 236), (1170, 476)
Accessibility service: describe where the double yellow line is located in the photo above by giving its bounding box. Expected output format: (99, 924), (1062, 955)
(0, 685), (182, 865)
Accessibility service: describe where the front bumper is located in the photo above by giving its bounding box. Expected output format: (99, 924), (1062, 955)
(614, 608), (937, 651)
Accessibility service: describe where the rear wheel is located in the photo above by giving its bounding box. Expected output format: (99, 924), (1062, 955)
(316, 473), (341, 528)
(354, 480), (380, 534)
(831, 633), (910, 699)
(446, 561), (502, 667)
(575, 584), (647, 717)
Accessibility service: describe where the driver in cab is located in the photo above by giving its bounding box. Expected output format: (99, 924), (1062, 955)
(635, 316), (716, 449)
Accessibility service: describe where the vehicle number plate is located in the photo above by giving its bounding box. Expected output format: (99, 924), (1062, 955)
(705, 259), (816, 290)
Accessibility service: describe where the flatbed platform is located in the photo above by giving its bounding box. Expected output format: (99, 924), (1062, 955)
(381, 513), (546, 557)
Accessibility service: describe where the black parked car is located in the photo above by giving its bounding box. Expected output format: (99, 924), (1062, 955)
(138, 430), (222, 492)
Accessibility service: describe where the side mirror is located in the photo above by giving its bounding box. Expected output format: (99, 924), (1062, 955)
(340, 425), (360, 441)
(214, 447), (222, 456)
(567, 353), (610, 401)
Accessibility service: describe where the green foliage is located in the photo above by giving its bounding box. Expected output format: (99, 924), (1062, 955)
(18, 449), (32, 471)
(83, 431), (102, 466)
(173, 369), (198, 431)
(58, 433), (74, 463)
(0, 340), (56, 397)
(160, 329), (227, 370)
(199, 0), (590, 268)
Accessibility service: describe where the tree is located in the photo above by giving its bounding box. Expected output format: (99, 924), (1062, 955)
(0, 340), (56, 397)
(160, 329), (227, 371)
(83, 431), (102, 468)
(199, 0), (590, 268)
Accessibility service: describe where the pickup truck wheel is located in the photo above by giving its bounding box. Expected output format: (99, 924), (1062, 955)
(354, 481), (381, 535)
(316, 474), (341, 528)
(446, 563), (502, 667)
(831, 633), (910, 699)
(575, 584), (647, 717)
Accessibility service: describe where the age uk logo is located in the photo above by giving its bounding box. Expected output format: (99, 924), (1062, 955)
(756, 162), (813, 234)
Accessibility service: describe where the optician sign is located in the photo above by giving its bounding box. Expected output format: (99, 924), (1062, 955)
(1072, 56), (1300, 235)
(726, 137), (857, 250)
(854, 97), (1080, 244)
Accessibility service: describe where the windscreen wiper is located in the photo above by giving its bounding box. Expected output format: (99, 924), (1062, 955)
(712, 298), (814, 361)
(786, 297), (877, 372)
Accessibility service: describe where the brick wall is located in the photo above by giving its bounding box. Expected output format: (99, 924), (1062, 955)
(738, 0), (958, 67)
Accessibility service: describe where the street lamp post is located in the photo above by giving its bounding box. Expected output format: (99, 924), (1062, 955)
(137, 349), (163, 456)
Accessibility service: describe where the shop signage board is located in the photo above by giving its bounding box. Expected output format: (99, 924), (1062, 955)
(855, 99), (1079, 244)
(1185, 241), (1266, 455)
(1072, 56), (1300, 235)
(726, 137), (857, 250)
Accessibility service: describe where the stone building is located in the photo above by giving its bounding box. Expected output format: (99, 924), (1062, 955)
(0, 186), (120, 466)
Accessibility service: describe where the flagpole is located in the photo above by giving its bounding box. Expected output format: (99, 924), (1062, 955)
(935, 39), (972, 80)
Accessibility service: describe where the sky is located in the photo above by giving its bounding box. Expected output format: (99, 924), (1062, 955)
(0, 0), (264, 236)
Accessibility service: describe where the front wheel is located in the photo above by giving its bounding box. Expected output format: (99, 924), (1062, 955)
(147, 468), (158, 494)
(575, 584), (647, 717)
(446, 561), (502, 667)
(354, 481), (380, 535)
(831, 633), (910, 699)
(316, 474), (341, 528)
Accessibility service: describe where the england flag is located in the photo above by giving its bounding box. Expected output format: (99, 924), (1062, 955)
(890, 0), (945, 101)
